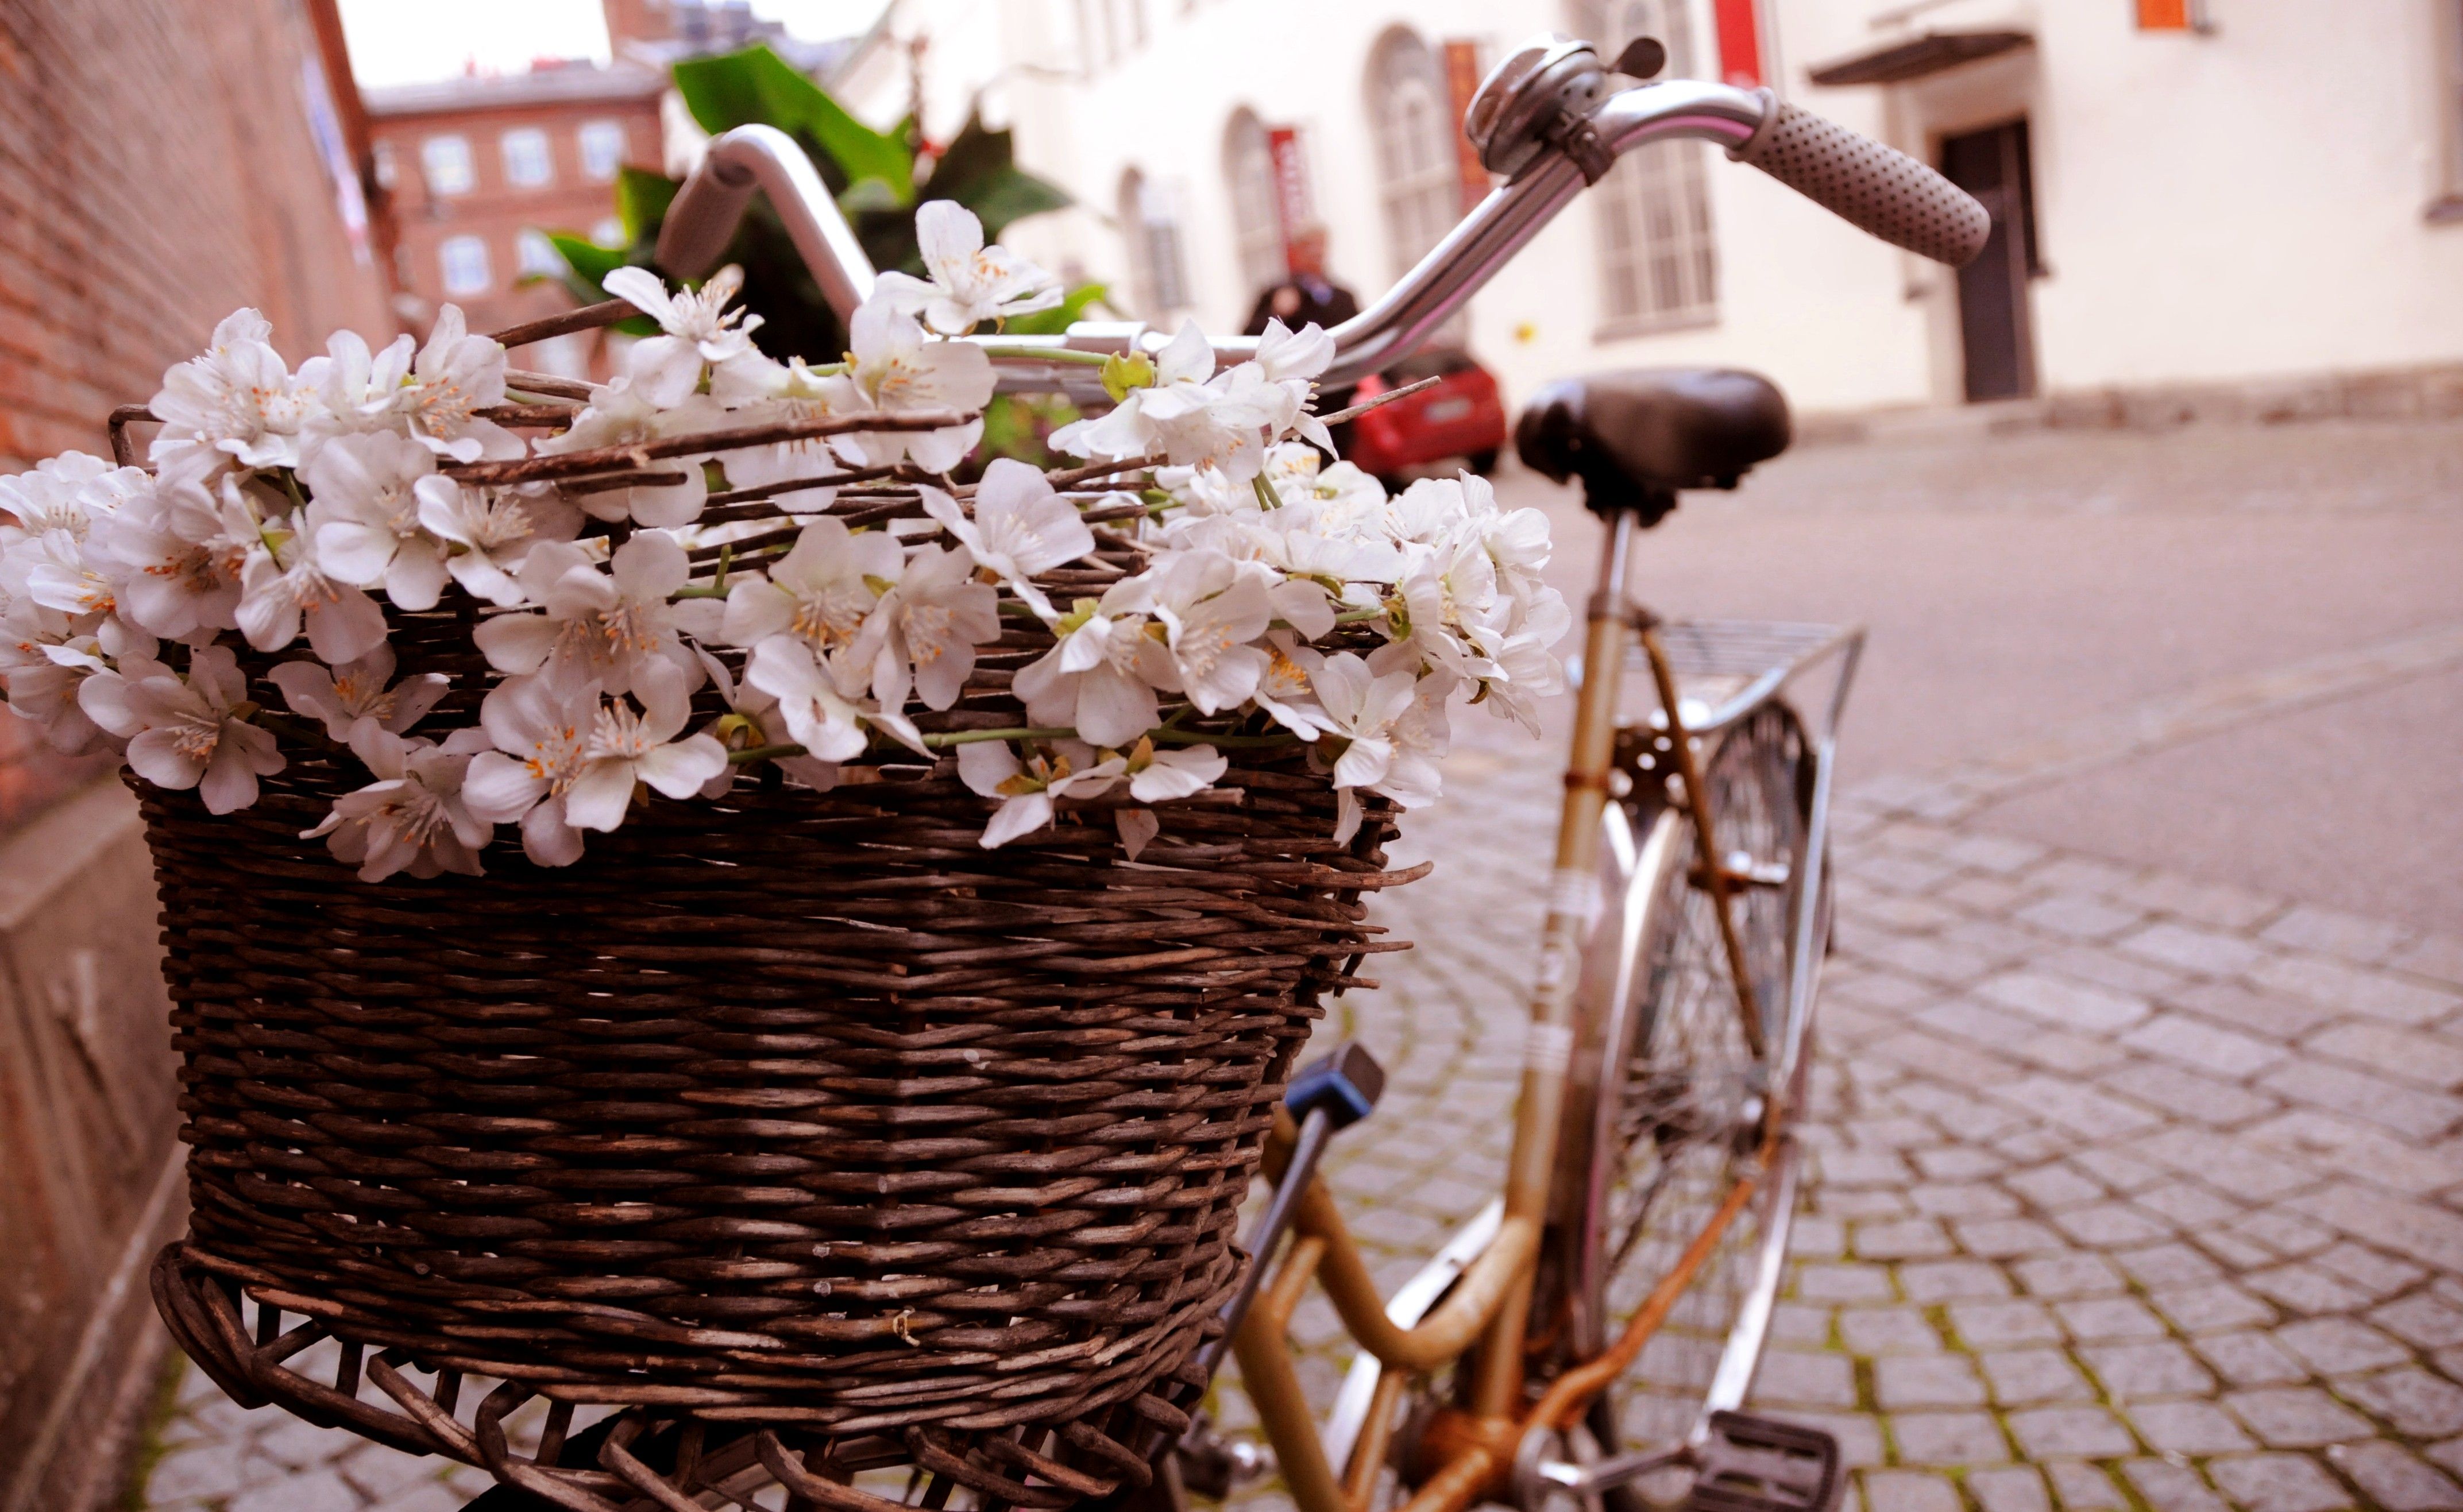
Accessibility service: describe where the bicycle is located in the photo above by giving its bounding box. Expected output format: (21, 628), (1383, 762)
(246, 30), (1981, 1512)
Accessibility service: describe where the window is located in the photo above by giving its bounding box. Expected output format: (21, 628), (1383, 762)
(592, 216), (627, 247)
(1223, 110), (1284, 299)
(371, 140), (398, 190)
(439, 234), (492, 295)
(1367, 30), (1461, 280)
(421, 134), (474, 196)
(501, 127), (553, 188)
(1118, 169), (1191, 316)
(516, 229), (565, 279)
(2439, 0), (2463, 216)
(1076, 0), (1147, 71)
(578, 119), (627, 181)
(1574, 0), (1717, 332)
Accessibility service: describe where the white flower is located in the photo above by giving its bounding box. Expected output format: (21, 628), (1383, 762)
(1142, 548), (1273, 714)
(833, 293), (994, 474)
(416, 481), (581, 606)
(19, 529), (119, 620)
(234, 494), (390, 664)
(604, 264), (765, 409)
(743, 635), (922, 762)
(689, 645), (839, 795)
(855, 541), (998, 711)
(536, 380), (715, 528)
(402, 305), (523, 462)
(1249, 319), (1336, 453)
(88, 473), (246, 639)
(874, 200), (1061, 335)
(560, 661), (729, 833)
(7, 602), (152, 753)
(721, 516), (901, 660)
(462, 672), (594, 866)
(267, 645), (448, 742)
(1053, 322), (1314, 484)
(1124, 737), (1226, 802)
(1251, 631), (1330, 740)
(301, 430), (455, 610)
(956, 738), (1126, 849)
(0, 451), (120, 545)
(918, 459), (1092, 618)
(148, 308), (307, 481)
(1254, 319), (1334, 386)
(705, 356), (851, 509)
(1479, 626), (1569, 734)
(1380, 524), (1507, 682)
(304, 724), (495, 881)
(1053, 322), (1215, 464)
(473, 533), (694, 696)
(103, 645), (286, 813)
(1011, 582), (1169, 748)
(296, 328), (416, 454)
(1310, 651), (1418, 794)
(1109, 737), (1229, 861)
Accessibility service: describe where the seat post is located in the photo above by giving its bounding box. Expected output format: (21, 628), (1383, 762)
(1469, 502), (1642, 1420)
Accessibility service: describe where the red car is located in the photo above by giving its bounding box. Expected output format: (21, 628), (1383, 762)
(1344, 346), (1510, 489)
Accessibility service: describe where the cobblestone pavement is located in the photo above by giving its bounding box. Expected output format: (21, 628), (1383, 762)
(137, 646), (2463, 1508)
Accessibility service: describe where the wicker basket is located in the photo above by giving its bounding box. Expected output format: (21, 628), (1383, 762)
(140, 602), (1421, 1507)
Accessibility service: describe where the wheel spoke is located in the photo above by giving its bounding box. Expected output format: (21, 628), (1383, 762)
(1580, 705), (1809, 1461)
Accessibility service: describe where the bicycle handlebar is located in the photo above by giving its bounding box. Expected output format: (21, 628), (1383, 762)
(652, 62), (1989, 400)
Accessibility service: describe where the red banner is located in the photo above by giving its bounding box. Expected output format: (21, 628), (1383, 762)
(1713, 0), (1763, 87)
(1267, 126), (1314, 273)
(1443, 38), (1489, 211)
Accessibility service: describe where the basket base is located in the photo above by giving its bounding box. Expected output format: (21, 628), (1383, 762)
(151, 1243), (1214, 1512)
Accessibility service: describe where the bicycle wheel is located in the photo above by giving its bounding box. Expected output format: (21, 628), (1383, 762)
(1565, 702), (1810, 1496)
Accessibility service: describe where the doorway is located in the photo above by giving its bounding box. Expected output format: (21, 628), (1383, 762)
(1940, 119), (2039, 402)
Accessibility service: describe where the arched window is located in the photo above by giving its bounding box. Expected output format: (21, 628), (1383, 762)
(1366, 28), (1461, 280)
(1118, 168), (1191, 318)
(1574, 0), (1719, 331)
(1223, 109), (1284, 303)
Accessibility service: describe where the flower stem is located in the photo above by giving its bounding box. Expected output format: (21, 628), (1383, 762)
(725, 742), (808, 765)
(917, 726), (1077, 748)
(973, 345), (1114, 366)
(1149, 727), (1301, 749)
(1333, 606), (1387, 624)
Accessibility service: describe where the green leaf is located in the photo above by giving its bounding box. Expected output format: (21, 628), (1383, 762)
(545, 233), (658, 334)
(1002, 282), (1108, 337)
(920, 114), (1071, 239)
(616, 167), (681, 245)
(673, 45), (912, 205)
(836, 177), (906, 218)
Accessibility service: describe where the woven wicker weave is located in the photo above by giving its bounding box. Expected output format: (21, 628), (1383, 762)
(136, 544), (1422, 1510)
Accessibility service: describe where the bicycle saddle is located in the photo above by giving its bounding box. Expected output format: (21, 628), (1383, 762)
(1515, 367), (1791, 519)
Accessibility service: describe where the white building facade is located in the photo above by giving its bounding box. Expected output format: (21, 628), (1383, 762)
(829, 0), (2463, 418)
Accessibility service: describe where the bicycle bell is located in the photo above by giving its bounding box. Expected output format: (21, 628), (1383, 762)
(1464, 36), (1610, 179)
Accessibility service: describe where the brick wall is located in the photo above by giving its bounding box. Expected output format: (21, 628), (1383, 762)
(0, 0), (395, 470)
(0, 4), (391, 1507)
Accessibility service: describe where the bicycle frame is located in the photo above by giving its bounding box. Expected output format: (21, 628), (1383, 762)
(1219, 518), (1863, 1512)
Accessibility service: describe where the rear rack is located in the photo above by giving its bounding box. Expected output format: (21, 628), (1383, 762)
(1627, 619), (1864, 741)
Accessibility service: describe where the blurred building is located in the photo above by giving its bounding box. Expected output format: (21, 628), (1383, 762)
(0, 4), (396, 1510)
(830, 0), (2463, 420)
(364, 65), (666, 375)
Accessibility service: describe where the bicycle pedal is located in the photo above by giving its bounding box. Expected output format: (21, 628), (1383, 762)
(1686, 1412), (1842, 1512)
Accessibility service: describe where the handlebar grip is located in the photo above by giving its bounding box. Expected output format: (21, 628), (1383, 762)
(654, 160), (756, 280)
(1733, 99), (1991, 266)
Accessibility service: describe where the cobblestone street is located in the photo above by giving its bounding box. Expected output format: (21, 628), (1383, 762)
(135, 424), (2463, 1512)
